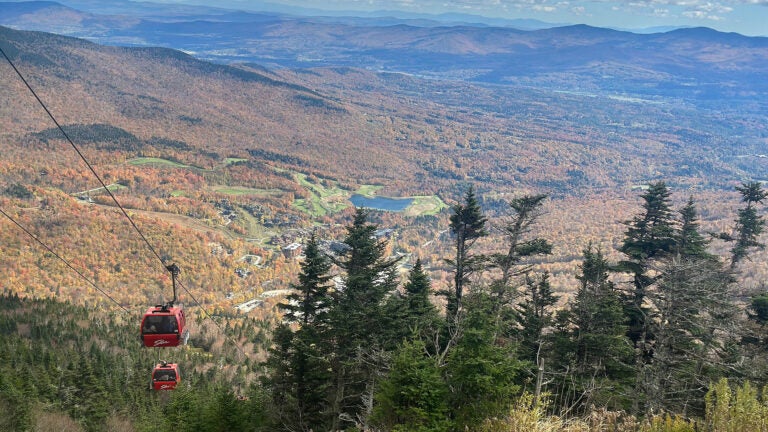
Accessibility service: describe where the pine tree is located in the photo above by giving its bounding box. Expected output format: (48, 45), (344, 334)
(512, 273), (559, 405)
(265, 231), (334, 431)
(557, 245), (633, 412)
(728, 181), (767, 269)
(617, 181), (677, 353)
(444, 185), (488, 320)
(748, 292), (768, 325)
(513, 273), (558, 365)
(618, 194), (739, 415)
(371, 339), (451, 432)
(620, 182), (677, 263)
(331, 208), (400, 350)
(403, 259), (437, 324)
(616, 182), (680, 413)
(675, 196), (712, 257)
(261, 324), (298, 428)
(290, 327), (332, 430)
(281, 231), (333, 328)
(644, 254), (736, 416)
(383, 258), (441, 347)
(491, 194), (552, 294)
(328, 208), (400, 429)
(444, 292), (522, 429)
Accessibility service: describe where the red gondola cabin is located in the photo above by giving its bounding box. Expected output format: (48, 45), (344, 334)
(141, 305), (187, 347)
(152, 362), (180, 391)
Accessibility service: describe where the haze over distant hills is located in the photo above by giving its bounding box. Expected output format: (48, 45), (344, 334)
(2, 0), (569, 29)
(2, 0), (767, 106)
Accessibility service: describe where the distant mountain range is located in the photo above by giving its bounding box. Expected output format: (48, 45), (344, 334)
(2, 0), (568, 29)
(1, 21), (767, 196)
(2, 0), (768, 200)
(2, 0), (766, 105)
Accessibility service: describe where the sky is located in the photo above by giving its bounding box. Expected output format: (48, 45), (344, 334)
(161, 0), (768, 36)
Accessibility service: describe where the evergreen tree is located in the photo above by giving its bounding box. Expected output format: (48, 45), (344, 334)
(618, 194), (738, 415)
(643, 254), (736, 416)
(556, 245), (633, 412)
(444, 292), (522, 429)
(403, 259), (438, 325)
(620, 182), (677, 263)
(330, 208), (400, 349)
(491, 194), (552, 296)
(72, 352), (110, 432)
(740, 290), (768, 387)
(616, 182), (680, 413)
(203, 386), (253, 432)
(512, 273), (559, 405)
(513, 273), (557, 365)
(291, 326), (332, 430)
(676, 196), (713, 259)
(444, 185), (488, 320)
(0, 374), (32, 432)
(264, 232), (334, 431)
(281, 231), (333, 328)
(617, 181), (677, 355)
(328, 208), (400, 429)
(747, 292), (768, 325)
(727, 181), (767, 269)
(383, 258), (441, 347)
(371, 339), (451, 432)
(487, 193), (552, 346)
(261, 324), (299, 428)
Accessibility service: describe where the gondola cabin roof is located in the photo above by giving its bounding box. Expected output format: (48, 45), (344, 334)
(152, 362), (180, 391)
(141, 305), (187, 348)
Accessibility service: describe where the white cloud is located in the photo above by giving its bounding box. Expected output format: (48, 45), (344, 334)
(682, 9), (725, 18)
(699, 1), (733, 12)
(532, 4), (558, 11)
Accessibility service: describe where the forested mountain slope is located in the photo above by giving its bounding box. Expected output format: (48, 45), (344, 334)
(3, 24), (768, 303)
(2, 24), (767, 197)
(0, 293), (267, 431)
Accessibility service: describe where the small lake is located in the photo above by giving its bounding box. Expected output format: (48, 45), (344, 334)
(349, 194), (413, 212)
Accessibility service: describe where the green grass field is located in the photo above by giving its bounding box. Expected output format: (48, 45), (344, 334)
(405, 195), (448, 216)
(127, 157), (191, 168)
(354, 184), (383, 197)
(211, 186), (285, 197)
(73, 183), (127, 196)
(293, 173), (350, 217)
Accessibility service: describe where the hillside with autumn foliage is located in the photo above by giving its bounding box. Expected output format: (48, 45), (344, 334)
(2, 22), (768, 309)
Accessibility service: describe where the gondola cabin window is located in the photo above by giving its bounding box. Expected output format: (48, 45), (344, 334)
(143, 315), (177, 333)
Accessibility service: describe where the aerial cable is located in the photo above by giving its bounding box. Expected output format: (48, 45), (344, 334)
(0, 206), (132, 314)
(2, 43), (248, 360)
(176, 276), (248, 359)
(0, 44), (168, 270)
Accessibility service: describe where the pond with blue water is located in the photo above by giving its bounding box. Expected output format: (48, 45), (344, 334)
(349, 194), (413, 212)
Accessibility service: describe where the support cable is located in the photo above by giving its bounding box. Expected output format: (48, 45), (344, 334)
(1, 43), (248, 359)
(0, 207), (132, 314)
(0, 45), (167, 269)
